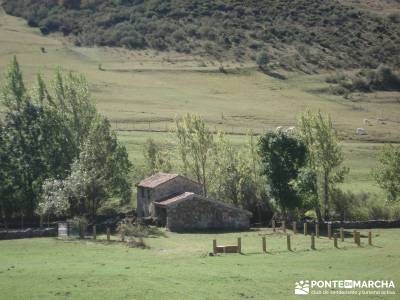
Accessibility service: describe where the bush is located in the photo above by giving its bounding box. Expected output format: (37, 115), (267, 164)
(371, 65), (400, 91)
(325, 73), (347, 84)
(117, 222), (165, 238)
(331, 189), (400, 221)
(256, 51), (269, 68)
(126, 237), (148, 248)
(68, 216), (88, 238)
(328, 66), (400, 95)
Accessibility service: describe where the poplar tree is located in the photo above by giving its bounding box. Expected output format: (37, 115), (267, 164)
(175, 114), (213, 196)
(298, 111), (348, 220)
(374, 144), (400, 202)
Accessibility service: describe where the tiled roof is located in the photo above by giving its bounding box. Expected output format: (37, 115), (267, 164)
(155, 192), (194, 207)
(137, 172), (179, 188)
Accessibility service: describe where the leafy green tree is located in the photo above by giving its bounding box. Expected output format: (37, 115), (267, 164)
(298, 111), (348, 220)
(175, 114), (214, 196)
(36, 179), (70, 223)
(0, 122), (14, 228)
(143, 138), (172, 175)
(237, 134), (271, 222)
(0, 57), (132, 219)
(209, 132), (242, 205)
(0, 58), (70, 216)
(258, 131), (307, 214)
(374, 144), (400, 202)
(291, 167), (319, 213)
(65, 117), (132, 220)
(1, 56), (26, 111)
(209, 131), (270, 222)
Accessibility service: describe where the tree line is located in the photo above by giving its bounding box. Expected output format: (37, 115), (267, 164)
(1, 58), (400, 227)
(0, 57), (132, 228)
(143, 114), (400, 223)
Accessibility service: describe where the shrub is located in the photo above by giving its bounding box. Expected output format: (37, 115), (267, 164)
(117, 222), (166, 238)
(256, 51), (269, 68)
(68, 216), (88, 238)
(371, 65), (400, 91)
(328, 66), (400, 95)
(330, 189), (400, 221)
(325, 73), (347, 84)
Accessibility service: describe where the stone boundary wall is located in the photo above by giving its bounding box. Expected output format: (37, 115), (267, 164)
(295, 220), (400, 231)
(0, 228), (57, 240)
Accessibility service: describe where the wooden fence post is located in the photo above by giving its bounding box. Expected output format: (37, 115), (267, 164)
(292, 222), (297, 234)
(334, 233), (338, 248)
(315, 223), (320, 238)
(311, 233), (315, 250)
(287, 234), (291, 251)
(272, 220), (276, 232)
(107, 227), (111, 242)
(92, 225), (96, 240)
(356, 232), (361, 247)
(79, 223), (84, 239)
(121, 228), (125, 242)
(340, 227), (344, 242)
(282, 221), (286, 233)
(237, 237), (242, 253)
(304, 222), (308, 236)
(368, 231), (372, 246)
(262, 236), (266, 253)
(328, 223), (332, 240)
(213, 239), (217, 254)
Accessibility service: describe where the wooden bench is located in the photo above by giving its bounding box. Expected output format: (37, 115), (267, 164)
(216, 245), (239, 253)
(213, 238), (241, 254)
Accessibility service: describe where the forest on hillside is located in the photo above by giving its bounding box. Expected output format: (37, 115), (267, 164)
(2, 0), (400, 71)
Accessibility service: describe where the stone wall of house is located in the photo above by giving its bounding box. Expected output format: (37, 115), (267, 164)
(166, 195), (251, 232)
(137, 176), (202, 218)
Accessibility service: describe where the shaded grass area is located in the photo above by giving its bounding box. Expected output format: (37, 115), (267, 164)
(0, 228), (399, 299)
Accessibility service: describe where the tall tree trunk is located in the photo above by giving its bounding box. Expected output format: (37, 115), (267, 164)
(315, 204), (323, 223)
(323, 170), (329, 221)
(202, 164), (207, 197)
(92, 198), (96, 224)
(20, 213), (24, 230)
(1, 203), (7, 230)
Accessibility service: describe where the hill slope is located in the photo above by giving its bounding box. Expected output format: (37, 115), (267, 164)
(2, 0), (400, 71)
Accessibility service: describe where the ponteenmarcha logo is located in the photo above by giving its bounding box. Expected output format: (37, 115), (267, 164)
(295, 280), (310, 295)
(294, 280), (396, 296)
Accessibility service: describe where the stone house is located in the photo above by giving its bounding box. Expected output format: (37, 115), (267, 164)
(136, 173), (251, 232)
(136, 173), (203, 218)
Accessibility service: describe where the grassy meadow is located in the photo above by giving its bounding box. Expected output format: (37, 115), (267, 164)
(1, 6), (400, 300)
(0, 8), (398, 197)
(0, 228), (399, 299)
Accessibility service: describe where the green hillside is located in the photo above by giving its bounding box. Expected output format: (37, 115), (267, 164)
(3, 0), (400, 70)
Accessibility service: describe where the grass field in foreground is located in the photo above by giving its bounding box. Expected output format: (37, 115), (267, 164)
(0, 228), (399, 300)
